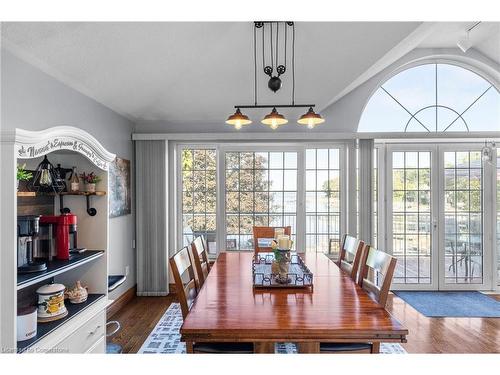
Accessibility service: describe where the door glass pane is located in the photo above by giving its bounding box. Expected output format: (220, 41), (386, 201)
(181, 148), (217, 254)
(444, 151), (484, 284)
(306, 148), (341, 256)
(225, 151), (297, 250)
(392, 151), (432, 284)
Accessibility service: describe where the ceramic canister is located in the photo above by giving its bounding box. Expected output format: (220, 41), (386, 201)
(17, 306), (37, 341)
(36, 283), (68, 321)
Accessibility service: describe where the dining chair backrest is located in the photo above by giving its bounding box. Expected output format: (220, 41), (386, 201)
(337, 234), (365, 282)
(169, 246), (199, 319)
(253, 226), (291, 255)
(201, 236), (209, 255)
(190, 236), (211, 289)
(358, 246), (397, 308)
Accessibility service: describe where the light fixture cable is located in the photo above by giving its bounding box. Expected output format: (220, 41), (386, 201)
(275, 22), (279, 70)
(262, 23), (265, 74)
(254, 24), (257, 106)
(292, 22), (295, 105)
(270, 22), (274, 72)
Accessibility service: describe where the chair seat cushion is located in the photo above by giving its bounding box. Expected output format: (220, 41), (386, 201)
(193, 342), (254, 354)
(320, 342), (372, 352)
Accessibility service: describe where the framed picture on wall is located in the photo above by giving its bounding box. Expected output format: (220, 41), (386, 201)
(109, 157), (131, 218)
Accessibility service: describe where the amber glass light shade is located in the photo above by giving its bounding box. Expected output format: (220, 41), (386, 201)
(297, 107), (325, 129)
(261, 107), (288, 129)
(226, 108), (252, 130)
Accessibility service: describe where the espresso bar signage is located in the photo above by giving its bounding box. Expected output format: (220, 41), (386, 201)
(17, 138), (109, 170)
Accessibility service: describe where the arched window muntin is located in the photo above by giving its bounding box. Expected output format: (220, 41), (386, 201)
(358, 58), (500, 133)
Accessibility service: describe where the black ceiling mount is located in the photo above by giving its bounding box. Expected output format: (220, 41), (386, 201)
(254, 21), (294, 94)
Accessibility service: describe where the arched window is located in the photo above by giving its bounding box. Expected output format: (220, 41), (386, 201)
(358, 63), (500, 132)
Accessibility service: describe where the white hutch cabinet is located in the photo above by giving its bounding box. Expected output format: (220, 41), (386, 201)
(0, 126), (115, 353)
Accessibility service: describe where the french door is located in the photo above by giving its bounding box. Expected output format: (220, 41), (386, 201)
(386, 144), (494, 290)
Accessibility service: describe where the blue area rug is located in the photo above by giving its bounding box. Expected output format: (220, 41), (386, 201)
(394, 291), (500, 317)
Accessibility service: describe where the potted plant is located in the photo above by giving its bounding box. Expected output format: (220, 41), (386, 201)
(79, 172), (101, 193)
(16, 164), (33, 191)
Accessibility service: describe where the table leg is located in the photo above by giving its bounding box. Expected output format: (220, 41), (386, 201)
(371, 342), (380, 353)
(297, 342), (320, 353)
(254, 342), (275, 353)
(186, 341), (194, 353)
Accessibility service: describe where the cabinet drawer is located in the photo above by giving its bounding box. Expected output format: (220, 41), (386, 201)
(86, 336), (105, 353)
(53, 311), (105, 353)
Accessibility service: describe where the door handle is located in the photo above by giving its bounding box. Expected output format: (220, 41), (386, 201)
(88, 325), (102, 336)
(432, 219), (438, 229)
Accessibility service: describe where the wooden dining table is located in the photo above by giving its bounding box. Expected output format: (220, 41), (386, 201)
(180, 252), (408, 353)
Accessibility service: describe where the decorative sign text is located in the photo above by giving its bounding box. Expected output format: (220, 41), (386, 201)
(17, 137), (108, 170)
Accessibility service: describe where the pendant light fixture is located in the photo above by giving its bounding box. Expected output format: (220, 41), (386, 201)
(28, 155), (65, 193)
(225, 108), (252, 129)
(297, 107), (325, 129)
(261, 107), (288, 129)
(225, 22), (325, 130)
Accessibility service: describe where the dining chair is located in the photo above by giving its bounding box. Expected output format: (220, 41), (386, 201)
(253, 226), (291, 255)
(318, 245), (397, 354)
(169, 247), (254, 354)
(190, 236), (211, 289)
(336, 234), (365, 282)
(357, 245), (397, 308)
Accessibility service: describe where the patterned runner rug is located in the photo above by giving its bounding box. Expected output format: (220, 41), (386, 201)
(138, 303), (407, 354)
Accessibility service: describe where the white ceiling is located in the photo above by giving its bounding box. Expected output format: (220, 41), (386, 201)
(419, 22), (500, 64)
(1, 22), (498, 133)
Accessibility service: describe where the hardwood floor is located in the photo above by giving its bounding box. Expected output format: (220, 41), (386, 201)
(110, 293), (500, 354)
(109, 295), (176, 353)
(386, 293), (500, 354)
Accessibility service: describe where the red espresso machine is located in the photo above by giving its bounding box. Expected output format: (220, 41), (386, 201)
(40, 214), (78, 260)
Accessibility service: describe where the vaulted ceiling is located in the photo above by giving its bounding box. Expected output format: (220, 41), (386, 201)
(2, 22), (499, 133)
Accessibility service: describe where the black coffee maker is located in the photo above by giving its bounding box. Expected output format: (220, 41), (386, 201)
(17, 215), (47, 274)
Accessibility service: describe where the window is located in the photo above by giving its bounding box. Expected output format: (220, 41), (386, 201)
(177, 144), (348, 256)
(359, 63), (500, 133)
(392, 151), (432, 284)
(306, 148), (341, 255)
(181, 147), (217, 254)
(444, 151), (483, 284)
(225, 151), (298, 251)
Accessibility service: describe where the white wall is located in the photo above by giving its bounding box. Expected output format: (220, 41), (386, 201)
(1, 48), (136, 301)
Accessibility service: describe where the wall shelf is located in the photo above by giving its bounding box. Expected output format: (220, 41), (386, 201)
(17, 293), (105, 353)
(60, 191), (106, 196)
(17, 191), (107, 216)
(17, 250), (105, 290)
(17, 191), (106, 197)
(16, 192), (36, 197)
